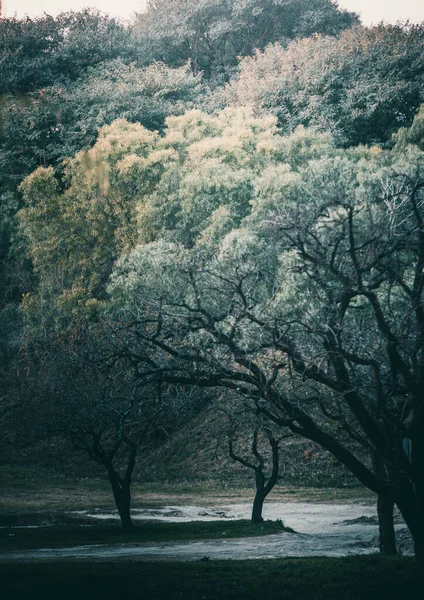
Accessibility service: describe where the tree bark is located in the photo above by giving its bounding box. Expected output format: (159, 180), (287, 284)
(394, 483), (424, 567)
(251, 490), (266, 524)
(251, 437), (279, 524)
(107, 466), (134, 531)
(372, 455), (397, 555)
(377, 494), (397, 555)
(115, 485), (134, 531)
(228, 431), (279, 524)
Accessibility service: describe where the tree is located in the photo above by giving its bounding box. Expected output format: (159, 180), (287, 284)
(104, 114), (424, 561)
(17, 107), (301, 329)
(16, 105), (424, 558)
(394, 105), (424, 152)
(0, 10), (138, 94)
(0, 11), (200, 366)
(224, 24), (424, 146)
(17, 119), (162, 333)
(11, 322), (194, 530)
(16, 325), (143, 529)
(0, 60), (201, 191)
(136, 0), (358, 79)
(226, 406), (281, 523)
(133, 108), (333, 247)
(0, 61), (201, 361)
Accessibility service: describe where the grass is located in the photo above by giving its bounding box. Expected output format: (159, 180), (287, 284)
(1, 556), (420, 600)
(0, 466), (417, 599)
(0, 520), (291, 552)
(0, 464), (374, 515)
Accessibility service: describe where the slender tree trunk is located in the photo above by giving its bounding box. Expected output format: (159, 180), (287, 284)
(107, 466), (134, 531)
(228, 430), (280, 525)
(192, 35), (199, 76)
(115, 484), (133, 531)
(251, 438), (279, 524)
(394, 483), (424, 568)
(372, 455), (397, 555)
(377, 494), (397, 555)
(251, 490), (266, 523)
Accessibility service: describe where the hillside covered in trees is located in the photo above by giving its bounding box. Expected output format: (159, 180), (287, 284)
(2, 0), (424, 568)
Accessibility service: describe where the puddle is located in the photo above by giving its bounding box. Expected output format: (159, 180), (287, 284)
(1, 501), (412, 562)
(73, 501), (381, 534)
(73, 505), (233, 522)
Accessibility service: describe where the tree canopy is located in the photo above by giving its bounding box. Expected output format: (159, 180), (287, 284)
(18, 108), (335, 329)
(136, 0), (358, 78)
(87, 109), (424, 557)
(4, 0), (424, 562)
(0, 9), (139, 94)
(224, 24), (424, 146)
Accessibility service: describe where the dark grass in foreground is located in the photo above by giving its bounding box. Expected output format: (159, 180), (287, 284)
(0, 520), (291, 552)
(1, 556), (420, 600)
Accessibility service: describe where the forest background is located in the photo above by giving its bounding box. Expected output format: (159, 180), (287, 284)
(2, 0), (424, 562)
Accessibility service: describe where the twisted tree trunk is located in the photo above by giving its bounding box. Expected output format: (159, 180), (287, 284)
(229, 429), (280, 524)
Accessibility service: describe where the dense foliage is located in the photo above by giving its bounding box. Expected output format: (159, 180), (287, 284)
(2, 0), (424, 558)
(136, 0), (358, 78)
(0, 10), (138, 93)
(104, 109), (424, 554)
(224, 24), (424, 146)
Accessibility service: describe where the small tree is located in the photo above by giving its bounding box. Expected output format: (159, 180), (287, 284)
(16, 323), (171, 531)
(217, 397), (282, 523)
(229, 425), (280, 524)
